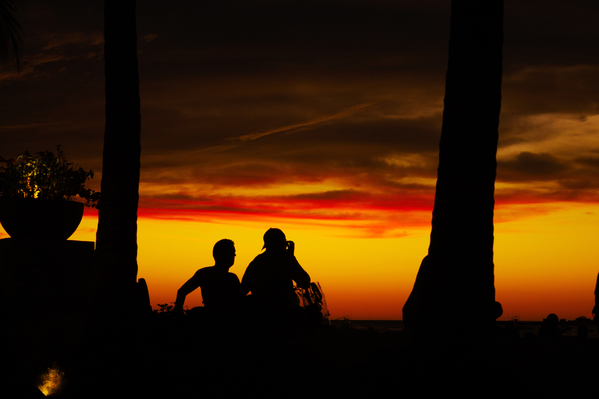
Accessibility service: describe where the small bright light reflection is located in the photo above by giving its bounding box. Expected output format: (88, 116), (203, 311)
(38, 366), (64, 396)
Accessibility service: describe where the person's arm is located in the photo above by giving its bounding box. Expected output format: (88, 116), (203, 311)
(287, 241), (310, 289)
(291, 258), (310, 289)
(240, 261), (255, 296)
(174, 270), (203, 313)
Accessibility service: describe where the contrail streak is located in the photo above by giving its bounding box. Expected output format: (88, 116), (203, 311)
(232, 101), (378, 142)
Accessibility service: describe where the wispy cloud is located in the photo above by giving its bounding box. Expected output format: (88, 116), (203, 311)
(42, 31), (104, 50)
(0, 123), (58, 131)
(231, 102), (378, 142)
(143, 34), (159, 43)
(0, 31), (103, 82)
(136, 189), (434, 238)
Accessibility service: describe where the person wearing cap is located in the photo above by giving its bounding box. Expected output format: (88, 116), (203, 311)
(241, 228), (311, 315)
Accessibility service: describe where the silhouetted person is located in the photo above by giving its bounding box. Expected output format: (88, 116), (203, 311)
(577, 324), (588, 340)
(594, 272), (599, 326)
(504, 320), (519, 339)
(241, 228), (310, 324)
(538, 313), (560, 337)
(174, 239), (243, 318)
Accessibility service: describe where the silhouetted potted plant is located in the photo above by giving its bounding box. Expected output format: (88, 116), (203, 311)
(0, 146), (100, 240)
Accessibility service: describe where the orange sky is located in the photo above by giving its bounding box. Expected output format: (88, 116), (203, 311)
(2, 1), (599, 320)
(9, 197), (592, 322)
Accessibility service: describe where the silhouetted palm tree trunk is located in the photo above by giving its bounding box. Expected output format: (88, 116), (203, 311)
(403, 0), (504, 335)
(95, 0), (140, 300)
(50, 4), (142, 395)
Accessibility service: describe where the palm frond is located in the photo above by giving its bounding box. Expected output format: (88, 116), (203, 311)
(0, 0), (24, 68)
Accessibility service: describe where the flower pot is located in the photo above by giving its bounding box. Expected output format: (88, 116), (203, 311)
(0, 198), (85, 240)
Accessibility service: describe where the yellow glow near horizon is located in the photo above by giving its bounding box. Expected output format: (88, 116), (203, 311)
(494, 202), (599, 321)
(131, 202), (599, 321)
(132, 216), (430, 320)
(3, 201), (599, 321)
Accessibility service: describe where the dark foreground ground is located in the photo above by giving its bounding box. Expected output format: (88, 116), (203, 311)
(4, 316), (599, 398)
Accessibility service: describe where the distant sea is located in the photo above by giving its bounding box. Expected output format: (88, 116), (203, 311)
(330, 319), (599, 338)
(330, 319), (404, 332)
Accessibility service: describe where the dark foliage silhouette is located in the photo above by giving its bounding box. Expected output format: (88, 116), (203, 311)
(0, 146), (100, 206)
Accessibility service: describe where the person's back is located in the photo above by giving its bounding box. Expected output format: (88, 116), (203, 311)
(242, 228), (310, 316)
(244, 251), (301, 307)
(195, 266), (242, 312)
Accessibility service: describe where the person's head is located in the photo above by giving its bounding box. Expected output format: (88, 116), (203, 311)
(544, 313), (559, 327)
(262, 228), (287, 252)
(213, 239), (236, 267)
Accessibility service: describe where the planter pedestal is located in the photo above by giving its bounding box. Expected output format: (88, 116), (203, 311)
(0, 238), (94, 381)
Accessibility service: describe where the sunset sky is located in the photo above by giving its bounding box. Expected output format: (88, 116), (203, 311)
(2, 1), (599, 320)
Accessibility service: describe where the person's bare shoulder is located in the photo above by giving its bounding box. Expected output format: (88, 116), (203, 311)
(192, 266), (214, 280)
